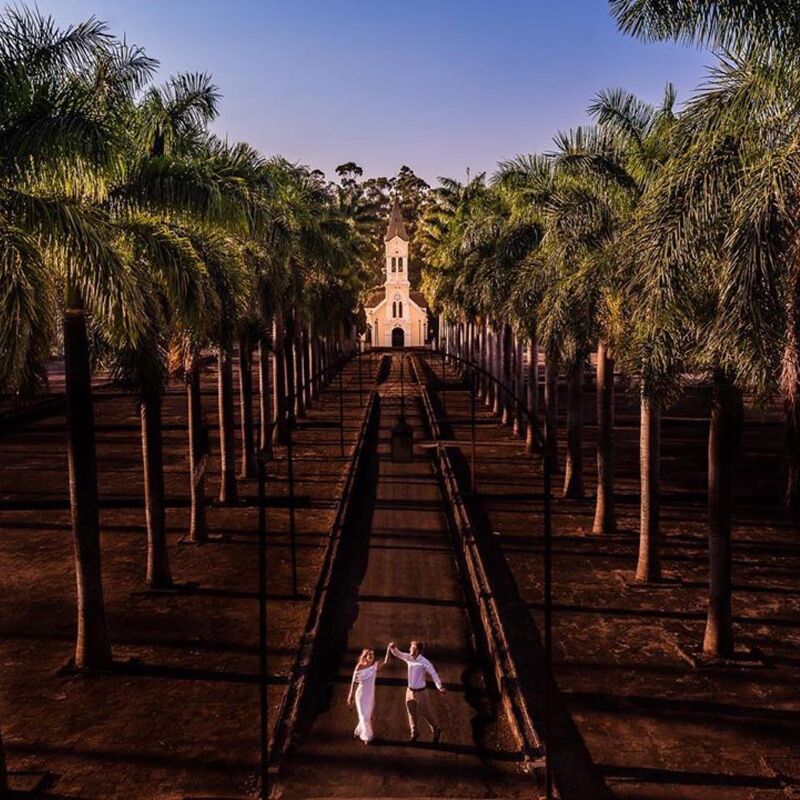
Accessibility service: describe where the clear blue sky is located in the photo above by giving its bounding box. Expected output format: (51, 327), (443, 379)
(44, 0), (711, 185)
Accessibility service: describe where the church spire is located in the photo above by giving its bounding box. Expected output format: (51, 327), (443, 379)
(385, 198), (409, 242)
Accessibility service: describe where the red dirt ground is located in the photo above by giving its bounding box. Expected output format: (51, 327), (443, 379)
(0, 355), (373, 799)
(3, 349), (799, 799)
(425, 353), (800, 800)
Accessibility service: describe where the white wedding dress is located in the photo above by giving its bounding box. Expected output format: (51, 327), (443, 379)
(351, 663), (377, 742)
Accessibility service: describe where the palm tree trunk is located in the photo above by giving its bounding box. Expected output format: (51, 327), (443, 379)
(0, 724), (7, 796)
(217, 346), (238, 504)
(636, 392), (661, 582)
(272, 312), (289, 446)
(545, 358), (560, 473)
(311, 334), (321, 400)
(63, 306), (112, 670)
(302, 326), (313, 409)
(501, 324), (513, 425)
(703, 370), (741, 658)
(784, 388), (800, 514)
(592, 341), (616, 533)
(294, 319), (306, 418)
(476, 318), (486, 399)
(563, 363), (584, 499)
(187, 365), (208, 542)
(493, 325), (503, 416)
(238, 333), (256, 479)
(320, 337), (329, 386)
(514, 334), (524, 436)
(783, 296), (800, 514)
(486, 325), (495, 408)
(258, 338), (274, 460)
(526, 328), (539, 453)
(284, 313), (297, 426)
(141, 387), (173, 588)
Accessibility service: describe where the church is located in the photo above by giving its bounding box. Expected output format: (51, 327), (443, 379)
(362, 199), (429, 347)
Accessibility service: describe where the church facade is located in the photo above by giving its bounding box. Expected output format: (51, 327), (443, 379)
(363, 200), (428, 348)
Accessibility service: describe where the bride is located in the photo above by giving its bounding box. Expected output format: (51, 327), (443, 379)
(347, 647), (385, 744)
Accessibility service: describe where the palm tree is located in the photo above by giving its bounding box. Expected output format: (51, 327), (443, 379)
(624, 53), (795, 654)
(0, 7), (158, 670)
(108, 213), (217, 586)
(545, 126), (632, 508)
(557, 87), (678, 539)
(609, 0), (800, 54)
(563, 85), (679, 569)
(191, 229), (249, 506)
(116, 73), (269, 547)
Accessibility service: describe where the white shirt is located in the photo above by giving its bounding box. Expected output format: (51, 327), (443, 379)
(390, 646), (443, 690)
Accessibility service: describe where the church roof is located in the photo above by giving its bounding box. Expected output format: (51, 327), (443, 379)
(363, 285), (384, 308)
(410, 290), (427, 308)
(385, 199), (409, 242)
(362, 286), (428, 310)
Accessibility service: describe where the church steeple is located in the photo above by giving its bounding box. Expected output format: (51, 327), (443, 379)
(384, 198), (410, 287)
(385, 198), (409, 242)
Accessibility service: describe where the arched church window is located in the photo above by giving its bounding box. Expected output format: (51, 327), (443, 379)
(391, 256), (396, 272)
(392, 301), (397, 317)
(399, 301), (403, 317)
(398, 257), (403, 271)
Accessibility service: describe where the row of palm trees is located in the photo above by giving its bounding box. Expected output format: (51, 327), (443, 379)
(418, 0), (800, 661)
(0, 8), (370, 789)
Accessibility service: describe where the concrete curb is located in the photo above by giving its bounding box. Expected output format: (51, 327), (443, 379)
(267, 386), (380, 769)
(410, 354), (546, 787)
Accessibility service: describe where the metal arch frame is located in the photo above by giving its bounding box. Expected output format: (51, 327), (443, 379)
(256, 344), (555, 800)
(420, 345), (555, 800)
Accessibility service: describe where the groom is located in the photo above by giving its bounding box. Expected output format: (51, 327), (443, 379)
(386, 640), (447, 743)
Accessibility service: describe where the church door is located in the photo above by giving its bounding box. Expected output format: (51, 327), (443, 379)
(391, 327), (405, 348)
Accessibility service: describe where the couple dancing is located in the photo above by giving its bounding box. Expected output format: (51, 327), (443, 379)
(347, 640), (447, 745)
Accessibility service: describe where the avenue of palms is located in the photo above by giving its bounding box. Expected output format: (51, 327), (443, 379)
(1, 1), (799, 796)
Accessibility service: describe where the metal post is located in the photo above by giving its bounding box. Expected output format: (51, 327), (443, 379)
(257, 449), (269, 800)
(543, 446), (553, 800)
(400, 349), (405, 417)
(470, 367), (476, 494)
(441, 348), (447, 415)
(358, 342), (363, 407)
(287, 406), (298, 597)
(339, 362), (345, 457)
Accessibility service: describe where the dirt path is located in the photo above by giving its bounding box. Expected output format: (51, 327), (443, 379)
(275, 354), (530, 799)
